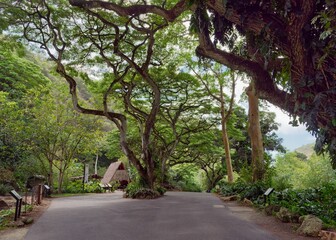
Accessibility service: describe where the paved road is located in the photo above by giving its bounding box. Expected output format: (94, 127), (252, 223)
(24, 191), (279, 240)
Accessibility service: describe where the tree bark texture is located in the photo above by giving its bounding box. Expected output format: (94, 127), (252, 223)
(220, 88), (234, 183)
(48, 161), (53, 191)
(246, 81), (265, 182)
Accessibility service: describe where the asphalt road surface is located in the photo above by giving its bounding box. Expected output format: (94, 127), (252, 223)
(24, 191), (279, 240)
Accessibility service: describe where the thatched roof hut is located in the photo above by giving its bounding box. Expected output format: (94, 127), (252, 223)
(101, 161), (130, 187)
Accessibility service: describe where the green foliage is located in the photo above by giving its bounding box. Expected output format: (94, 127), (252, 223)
(125, 181), (163, 199)
(124, 181), (141, 198)
(176, 181), (203, 192)
(63, 180), (85, 193)
(128, 188), (161, 199)
(63, 180), (115, 194)
(155, 184), (167, 196)
(218, 152), (336, 226)
(168, 165), (202, 192)
(84, 180), (106, 193)
(273, 152), (336, 190)
(0, 183), (11, 196)
(230, 108), (285, 171)
(0, 167), (14, 184)
(106, 130), (124, 160)
(0, 36), (49, 100)
(270, 184), (336, 226)
(219, 180), (267, 202)
(0, 208), (14, 230)
(0, 91), (27, 171)
(236, 165), (253, 183)
(218, 181), (336, 226)
(239, 182), (267, 202)
(0, 38), (51, 189)
(271, 149), (336, 227)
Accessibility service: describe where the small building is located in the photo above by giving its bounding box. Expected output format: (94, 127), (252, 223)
(101, 161), (130, 189)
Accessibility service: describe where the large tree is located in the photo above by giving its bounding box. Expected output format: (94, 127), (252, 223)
(0, 36), (50, 186)
(188, 62), (236, 183)
(169, 129), (226, 191)
(26, 84), (102, 193)
(230, 107), (286, 172)
(66, 0), (335, 164)
(1, 0), (335, 167)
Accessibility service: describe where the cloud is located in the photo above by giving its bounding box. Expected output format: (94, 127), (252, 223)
(267, 105), (315, 150)
(235, 80), (315, 151)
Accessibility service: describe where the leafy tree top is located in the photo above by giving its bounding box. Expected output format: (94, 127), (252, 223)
(1, 0), (335, 166)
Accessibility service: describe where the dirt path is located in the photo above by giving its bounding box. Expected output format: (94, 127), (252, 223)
(0, 199), (51, 240)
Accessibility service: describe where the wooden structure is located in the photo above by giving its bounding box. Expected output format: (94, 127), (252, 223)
(101, 161), (130, 189)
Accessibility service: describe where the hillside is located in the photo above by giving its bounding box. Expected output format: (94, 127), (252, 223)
(294, 143), (315, 158)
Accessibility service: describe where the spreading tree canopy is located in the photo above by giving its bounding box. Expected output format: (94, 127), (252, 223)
(72, 0), (336, 164)
(1, 0), (335, 165)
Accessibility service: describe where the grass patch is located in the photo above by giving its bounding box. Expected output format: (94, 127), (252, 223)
(0, 209), (14, 230)
(50, 192), (94, 198)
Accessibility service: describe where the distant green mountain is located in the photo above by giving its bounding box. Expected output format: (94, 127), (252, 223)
(294, 143), (315, 158)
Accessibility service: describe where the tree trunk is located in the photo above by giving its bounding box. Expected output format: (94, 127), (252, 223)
(48, 161), (53, 191)
(57, 160), (64, 194)
(220, 85), (234, 183)
(246, 81), (265, 182)
(161, 160), (167, 185)
(145, 160), (155, 189)
(57, 169), (64, 194)
(94, 153), (98, 175)
(117, 102), (157, 190)
(221, 120), (234, 183)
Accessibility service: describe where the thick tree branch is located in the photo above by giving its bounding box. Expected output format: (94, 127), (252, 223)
(205, 0), (291, 54)
(195, 20), (294, 113)
(69, 0), (189, 22)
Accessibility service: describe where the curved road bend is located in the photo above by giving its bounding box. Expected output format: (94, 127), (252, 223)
(24, 191), (279, 240)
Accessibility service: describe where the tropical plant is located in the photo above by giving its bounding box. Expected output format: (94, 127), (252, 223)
(273, 152), (336, 190)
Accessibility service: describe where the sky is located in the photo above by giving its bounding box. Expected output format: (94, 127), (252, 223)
(268, 105), (315, 151)
(235, 82), (315, 152)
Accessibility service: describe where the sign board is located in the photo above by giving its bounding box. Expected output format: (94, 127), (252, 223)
(44, 185), (50, 190)
(264, 188), (274, 196)
(9, 190), (22, 221)
(10, 190), (22, 200)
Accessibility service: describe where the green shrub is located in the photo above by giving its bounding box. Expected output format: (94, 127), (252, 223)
(273, 153), (336, 190)
(124, 181), (141, 198)
(0, 209), (14, 230)
(125, 182), (162, 199)
(219, 181), (248, 197)
(167, 164), (203, 192)
(63, 179), (114, 194)
(218, 176), (336, 227)
(85, 180), (105, 193)
(132, 188), (161, 199)
(238, 165), (253, 183)
(63, 180), (85, 193)
(175, 181), (202, 192)
(219, 181), (267, 202)
(155, 185), (167, 196)
(270, 184), (336, 226)
(239, 182), (267, 201)
(0, 184), (11, 196)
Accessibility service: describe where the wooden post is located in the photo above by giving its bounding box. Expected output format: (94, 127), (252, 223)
(37, 185), (42, 205)
(25, 191), (28, 213)
(31, 187), (34, 205)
